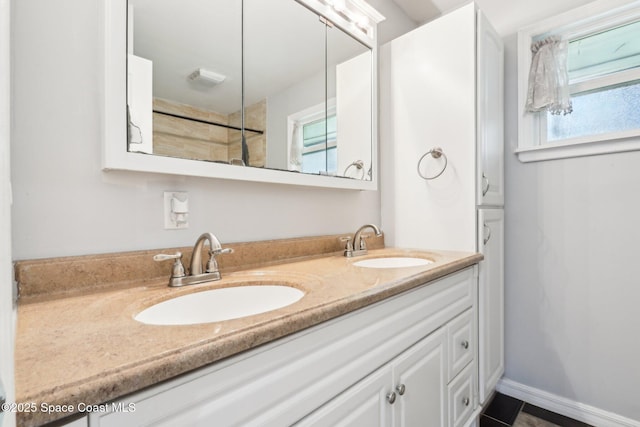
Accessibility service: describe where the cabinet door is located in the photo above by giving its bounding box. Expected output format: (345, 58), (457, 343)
(294, 365), (393, 427)
(476, 9), (504, 207)
(477, 208), (504, 404)
(393, 329), (448, 427)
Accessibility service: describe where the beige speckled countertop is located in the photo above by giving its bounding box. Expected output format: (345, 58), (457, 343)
(15, 245), (481, 426)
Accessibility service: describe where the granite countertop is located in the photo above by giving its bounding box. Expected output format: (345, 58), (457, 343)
(15, 247), (482, 426)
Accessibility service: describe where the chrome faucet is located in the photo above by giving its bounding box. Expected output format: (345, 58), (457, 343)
(344, 224), (382, 257)
(154, 232), (233, 287)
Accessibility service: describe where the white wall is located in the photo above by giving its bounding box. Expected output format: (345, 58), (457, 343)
(10, 0), (416, 261)
(480, 0), (640, 422)
(502, 33), (640, 421)
(337, 52), (373, 177)
(266, 69), (327, 170)
(367, 0), (421, 41)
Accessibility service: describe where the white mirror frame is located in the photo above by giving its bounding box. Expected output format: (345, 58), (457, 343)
(101, 0), (381, 190)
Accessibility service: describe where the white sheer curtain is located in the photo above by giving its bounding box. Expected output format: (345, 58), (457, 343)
(289, 122), (302, 171)
(525, 36), (573, 115)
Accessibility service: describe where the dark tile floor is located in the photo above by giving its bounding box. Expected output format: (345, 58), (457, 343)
(480, 392), (594, 427)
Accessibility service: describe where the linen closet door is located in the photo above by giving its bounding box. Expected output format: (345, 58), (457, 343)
(477, 208), (504, 404)
(476, 10), (504, 208)
(380, 4), (477, 252)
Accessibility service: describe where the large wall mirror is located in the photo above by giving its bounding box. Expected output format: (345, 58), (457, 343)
(109, 0), (384, 189)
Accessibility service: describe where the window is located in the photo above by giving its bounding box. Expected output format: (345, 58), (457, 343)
(547, 80), (640, 141)
(517, 0), (640, 162)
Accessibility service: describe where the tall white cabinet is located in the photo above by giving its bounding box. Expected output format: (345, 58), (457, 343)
(380, 1), (504, 410)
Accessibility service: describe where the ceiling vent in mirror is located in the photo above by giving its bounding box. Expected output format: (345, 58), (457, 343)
(188, 68), (226, 86)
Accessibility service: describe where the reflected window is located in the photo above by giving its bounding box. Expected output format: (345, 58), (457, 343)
(301, 115), (337, 174)
(288, 100), (337, 175)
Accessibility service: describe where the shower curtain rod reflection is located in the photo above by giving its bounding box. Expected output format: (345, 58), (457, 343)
(152, 110), (264, 134)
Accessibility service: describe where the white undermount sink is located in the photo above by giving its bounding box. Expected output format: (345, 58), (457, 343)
(353, 257), (433, 269)
(135, 285), (305, 326)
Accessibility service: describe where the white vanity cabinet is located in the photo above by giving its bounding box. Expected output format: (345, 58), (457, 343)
(90, 267), (478, 427)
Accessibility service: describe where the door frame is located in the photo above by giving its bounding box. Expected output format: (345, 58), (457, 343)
(1, 0), (15, 425)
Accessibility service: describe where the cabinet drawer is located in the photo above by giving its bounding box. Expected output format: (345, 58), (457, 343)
(447, 308), (474, 382)
(448, 363), (474, 427)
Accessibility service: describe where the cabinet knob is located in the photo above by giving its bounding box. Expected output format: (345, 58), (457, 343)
(386, 392), (397, 404)
(463, 397), (470, 406)
(461, 340), (469, 350)
(395, 384), (406, 396)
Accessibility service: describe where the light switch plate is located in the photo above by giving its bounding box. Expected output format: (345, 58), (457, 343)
(164, 191), (189, 230)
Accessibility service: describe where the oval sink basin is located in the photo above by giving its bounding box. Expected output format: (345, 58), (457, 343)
(353, 257), (433, 269)
(135, 285), (304, 326)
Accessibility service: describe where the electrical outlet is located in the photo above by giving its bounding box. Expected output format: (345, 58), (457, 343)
(164, 191), (189, 230)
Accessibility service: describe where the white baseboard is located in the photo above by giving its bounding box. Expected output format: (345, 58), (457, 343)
(497, 378), (640, 427)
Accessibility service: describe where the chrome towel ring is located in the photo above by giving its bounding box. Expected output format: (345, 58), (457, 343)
(344, 160), (365, 179)
(417, 147), (448, 180)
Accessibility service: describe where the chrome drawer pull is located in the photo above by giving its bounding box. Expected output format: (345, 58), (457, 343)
(463, 397), (470, 406)
(483, 223), (492, 245)
(396, 384), (406, 396)
(482, 173), (490, 196)
(461, 340), (469, 349)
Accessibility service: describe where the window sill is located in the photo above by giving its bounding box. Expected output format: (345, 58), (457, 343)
(516, 134), (640, 162)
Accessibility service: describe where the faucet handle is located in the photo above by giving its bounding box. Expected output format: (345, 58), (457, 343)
(153, 252), (182, 262)
(210, 247), (234, 256)
(340, 236), (355, 257)
(357, 233), (375, 250)
(153, 252), (186, 278)
(340, 236), (354, 247)
(205, 247), (233, 274)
